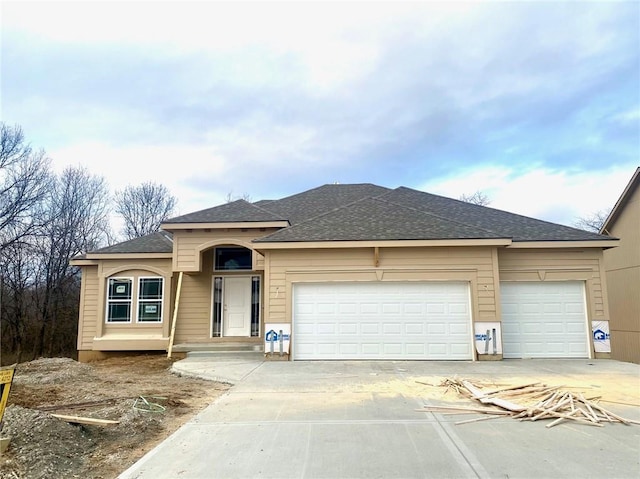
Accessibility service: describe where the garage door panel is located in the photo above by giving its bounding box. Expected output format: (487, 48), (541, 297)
(361, 323), (380, 334)
(405, 323), (425, 334)
(317, 323), (336, 334)
(383, 323), (402, 335)
(450, 344), (472, 355)
(542, 322), (564, 334)
(339, 343), (358, 354)
(406, 343), (426, 354)
(403, 303), (424, 315)
(449, 323), (469, 335)
(543, 303), (562, 313)
(448, 303), (469, 314)
(293, 282), (472, 360)
(339, 323), (357, 335)
(360, 303), (379, 314)
(361, 343), (381, 354)
(501, 282), (588, 359)
(382, 343), (402, 354)
(427, 323), (446, 335)
(565, 303), (584, 314)
(382, 303), (401, 314)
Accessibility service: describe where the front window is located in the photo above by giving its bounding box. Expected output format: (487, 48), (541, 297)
(215, 247), (252, 271)
(138, 277), (163, 323)
(106, 275), (164, 324)
(107, 278), (132, 322)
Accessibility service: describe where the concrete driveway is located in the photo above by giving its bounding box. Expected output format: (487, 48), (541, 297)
(120, 358), (640, 479)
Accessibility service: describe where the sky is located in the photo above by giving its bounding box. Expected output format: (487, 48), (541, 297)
(1, 0), (639, 228)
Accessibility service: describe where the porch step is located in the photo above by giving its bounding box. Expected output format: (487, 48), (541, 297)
(186, 350), (264, 359)
(172, 342), (263, 355)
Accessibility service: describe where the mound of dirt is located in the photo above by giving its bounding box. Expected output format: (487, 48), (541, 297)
(0, 355), (229, 479)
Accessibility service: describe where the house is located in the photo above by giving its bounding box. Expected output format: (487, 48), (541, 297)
(601, 168), (640, 364)
(71, 183), (618, 362)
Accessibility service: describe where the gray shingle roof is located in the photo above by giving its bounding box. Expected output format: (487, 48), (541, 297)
(383, 187), (608, 242)
(164, 199), (286, 224)
(258, 183), (391, 225)
(86, 183), (614, 254)
(90, 232), (173, 254)
(255, 196), (505, 242)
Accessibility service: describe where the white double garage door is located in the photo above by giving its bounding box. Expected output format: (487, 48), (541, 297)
(292, 281), (589, 360)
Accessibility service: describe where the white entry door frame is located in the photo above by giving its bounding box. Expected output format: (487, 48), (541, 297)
(222, 276), (252, 337)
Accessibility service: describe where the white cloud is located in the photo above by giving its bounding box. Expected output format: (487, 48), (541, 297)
(421, 164), (635, 226)
(48, 141), (230, 214)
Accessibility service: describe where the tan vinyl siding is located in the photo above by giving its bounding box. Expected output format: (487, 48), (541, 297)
(265, 246), (500, 326)
(172, 228), (276, 272)
(603, 184), (640, 363)
(610, 330), (640, 364)
(498, 248), (608, 320)
(78, 265), (99, 350)
(173, 287), (212, 341)
(173, 252), (214, 343)
(604, 184), (640, 271)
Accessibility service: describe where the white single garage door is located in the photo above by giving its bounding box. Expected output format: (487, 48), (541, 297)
(501, 282), (589, 359)
(293, 282), (472, 360)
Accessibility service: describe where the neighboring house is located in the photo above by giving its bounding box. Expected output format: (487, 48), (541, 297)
(71, 184), (618, 362)
(601, 168), (640, 364)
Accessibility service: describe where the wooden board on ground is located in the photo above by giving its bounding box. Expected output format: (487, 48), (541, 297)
(51, 414), (119, 426)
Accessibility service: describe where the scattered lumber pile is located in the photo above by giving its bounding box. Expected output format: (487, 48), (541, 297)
(417, 378), (640, 428)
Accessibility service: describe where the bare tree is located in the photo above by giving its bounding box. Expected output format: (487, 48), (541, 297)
(226, 191), (252, 203)
(574, 209), (611, 233)
(0, 123), (52, 252)
(459, 190), (491, 206)
(115, 182), (177, 240)
(31, 166), (112, 357)
(0, 241), (40, 363)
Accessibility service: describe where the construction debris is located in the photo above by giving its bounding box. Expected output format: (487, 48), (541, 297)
(417, 377), (640, 428)
(50, 414), (120, 426)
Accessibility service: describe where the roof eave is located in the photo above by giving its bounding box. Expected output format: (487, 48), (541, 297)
(161, 221), (290, 230)
(507, 239), (620, 249)
(253, 238), (513, 250)
(82, 252), (174, 260)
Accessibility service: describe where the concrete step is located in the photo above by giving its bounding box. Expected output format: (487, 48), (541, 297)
(172, 342), (263, 353)
(186, 350), (264, 359)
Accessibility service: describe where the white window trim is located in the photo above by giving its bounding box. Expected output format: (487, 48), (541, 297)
(136, 276), (164, 324)
(106, 277), (134, 324)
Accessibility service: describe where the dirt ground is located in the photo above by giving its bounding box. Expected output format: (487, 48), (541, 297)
(0, 355), (230, 479)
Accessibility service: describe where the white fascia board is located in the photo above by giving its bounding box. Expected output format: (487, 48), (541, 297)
(507, 240), (620, 249)
(253, 238), (513, 250)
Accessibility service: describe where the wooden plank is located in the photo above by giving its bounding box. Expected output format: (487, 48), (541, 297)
(455, 415), (504, 425)
(51, 414), (119, 426)
(167, 271), (184, 359)
(416, 405), (512, 415)
(462, 380), (526, 412)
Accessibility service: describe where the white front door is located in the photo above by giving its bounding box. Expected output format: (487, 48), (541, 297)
(223, 276), (252, 337)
